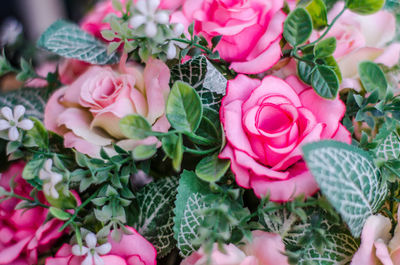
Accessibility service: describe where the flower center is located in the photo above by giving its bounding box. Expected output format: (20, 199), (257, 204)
(256, 105), (292, 134)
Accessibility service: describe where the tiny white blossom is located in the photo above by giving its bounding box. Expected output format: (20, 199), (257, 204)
(0, 105), (33, 141)
(129, 0), (169, 38)
(166, 23), (187, 59)
(72, 232), (112, 265)
(39, 159), (63, 199)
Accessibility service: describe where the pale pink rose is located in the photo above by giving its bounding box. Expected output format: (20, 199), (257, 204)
(0, 162), (64, 265)
(219, 74), (351, 202)
(351, 206), (400, 265)
(81, 0), (184, 41)
(170, 0), (286, 74)
(45, 227), (157, 265)
(311, 2), (400, 91)
(44, 58), (171, 157)
(181, 231), (289, 265)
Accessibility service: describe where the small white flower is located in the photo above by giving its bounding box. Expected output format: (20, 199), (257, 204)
(129, 0), (170, 38)
(0, 105), (33, 141)
(72, 232), (112, 265)
(39, 159), (63, 199)
(165, 23), (187, 59)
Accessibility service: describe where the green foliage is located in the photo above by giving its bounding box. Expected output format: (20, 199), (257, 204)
(358, 61), (388, 99)
(120, 114), (152, 140)
(301, 0), (328, 30)
(50, 207), (72, 221)
(345, 0), (386, 14)
(24, 118), (49, 149)
(303, 141), (387, 237)
(132, 144), (157, 161)
(166, 81), (203, 133)
(311, 65), (339, 99)
(38, 20), (119, 64)
(314, 37), (336, 59)
(195, 153), (230, 183)
(284, 8), (313, 46)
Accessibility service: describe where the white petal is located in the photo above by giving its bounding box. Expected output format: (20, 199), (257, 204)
(173, 23), (184, 36)
(51, 172), (63, 185)
(0, 120), (11, 130)
(17, 119), (34, 130)
(8, 126), (19, 141)
(148, 0), (160, 13)
(95, 243), (112, 255)
(85, 232), (98, 249)
(145, 21), (157, 37)
(39, 169), (51, 181)
(42, 183), (52, 197)
(13, 105), (25, 121)
(135, 0), (147, 14)
(50, 186), (59, 199)
(93, 253), (105, 265)
(154, 11), (169, 24)
(71, 245), (89, 256)
(82, 253), (94, 265)
(44, 159), (53, 172)
(129, 15), (147, 28)
(166, 42), (177, 59)
(1, 107), (13, 121)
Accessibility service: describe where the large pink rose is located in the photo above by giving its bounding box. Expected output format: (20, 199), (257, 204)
(81, 0), (184, 41)
(219, 74), (351, 201)
(45, 227), (157, 265)
(181, 231), (289, 265)
(44, 58), (170, 157)
(171, 0), (286, 74)
(0, 162), (64, 265)
(311, 2), (400, 91)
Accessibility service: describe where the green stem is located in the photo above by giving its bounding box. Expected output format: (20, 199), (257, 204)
(59, 190), (100, 231)
(171, 38), (213, 54)
(292, 53), (315, 65)
(184, 146), (219, 155)
(148, 130), (178, 137)
(7, 193), (49, 208)
(184, 132), (216, 145)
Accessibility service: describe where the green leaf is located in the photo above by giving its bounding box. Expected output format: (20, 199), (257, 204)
(166, 81), (203, 133)
(133, 177), (179, 257)
(195, 154), (230, 183)
(120, 114), (152, 140)
(174, 170), (212, 257)
(284, 8), (313, 46)
(358, 61), (387, 99)
(303, 0), (329, 30)
(323, 55), (343, 83)
(22, 158), (45, 180)
(132, 144), (157, 161)
(311, 65), (339, 99)
(0, 87), (53, 121)
(297, 58), (314, 85)
(25, 118), (49, 149)
(346, 0), (385, 14)
(314, 37), (336, 58)
(375, 126), (400, 161)
(37, 20), (119, 65)
(46, 190), (78, 209)
(303, 140), (387, 237)
(49, 207), (71, 221)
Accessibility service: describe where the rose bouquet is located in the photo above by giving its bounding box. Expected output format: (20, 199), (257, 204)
(0, 0), (399, 264)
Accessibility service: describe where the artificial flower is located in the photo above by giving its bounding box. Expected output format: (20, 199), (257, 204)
(39, 159), (63, 199)
(71, 232), (112, 265)
(44, 58), (170, 157)
(0, 105), (33, 141)
(219, 74), (351, 201)
(170, 0), (286, 74)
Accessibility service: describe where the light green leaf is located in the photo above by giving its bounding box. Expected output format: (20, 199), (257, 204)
(120, 114), (152, 140)
(311, 65), (339, 99)
(162, 133), (183, 172)
(195, 153), (230, 183)
(166, 81), (203, 133)
(358, 61), (387, 99)
(25, 118), (49, 149)
(174, 170), (211, 257)
(37, 20), (119, 65)
(303, 140), (387, 237)
(284, 8), (313, 46)
(304, 0), (329, 30)
(314, 37), (336, 58)
(346, 0), (385, 14)
(134, 177), (179, 257)
(132, 144), (157, 161)
(49, 207), (71, 221)
(22, 158), (45, 180)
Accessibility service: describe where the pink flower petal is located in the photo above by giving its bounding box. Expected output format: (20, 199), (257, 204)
(0, 237), (31, 264)
(44, 88), (69, 135)
(219, 145), (251, 188)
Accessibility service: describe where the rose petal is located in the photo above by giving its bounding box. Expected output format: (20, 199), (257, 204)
(44, 87), (69, 135)
(219, 145), (251, 188)
(0, 237), (31, 264)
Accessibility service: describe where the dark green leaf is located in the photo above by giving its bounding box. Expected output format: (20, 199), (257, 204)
(358, 61), (387, 99)
(283, 8), (313, 46)
(311, 65), (339, 99)
(314, 37), (336, 58)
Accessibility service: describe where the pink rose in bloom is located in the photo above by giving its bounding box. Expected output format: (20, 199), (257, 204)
(81, 0), (184, 41)
(351, 207), (400, 265)
(219, 74), (351, 201)
(181, 230), (289, 265)
(45, 227), (157, 265)
(0, 162), (64, 265)
(44, 58), (170, 157)
(171, 0), (286, 74)
(311, 2), (400, 91)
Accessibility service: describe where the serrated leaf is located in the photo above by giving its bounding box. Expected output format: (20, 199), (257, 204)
(284, 8), (313, 46)
(311, 65), (339, 99)
(174, 170), (212, 257)
(134, 177), (179, 257)
(37, 20), (119, 65)
(303, 140), (387, 237)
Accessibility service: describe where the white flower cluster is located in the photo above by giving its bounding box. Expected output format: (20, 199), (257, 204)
(0, 105), (33, 141)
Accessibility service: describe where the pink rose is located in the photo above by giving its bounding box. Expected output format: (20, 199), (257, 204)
(219, 74), (351, 202)
(171, 0), (286, 74)
(45, 227), (157, 265)
(44, 58), (170, 157)
(181, 231), (289, 265)
(311, 2), (400, 91)
(0, 162), (64, 265)
(351, 207), (400, 265)
(81, 0), (184, 41)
